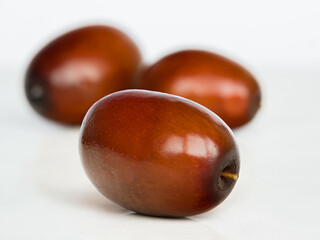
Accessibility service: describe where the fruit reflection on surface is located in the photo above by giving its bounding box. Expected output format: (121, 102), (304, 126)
(25, 25), (141, 124)
(80, 90), (240, 217)
(138, 50), (261, 128)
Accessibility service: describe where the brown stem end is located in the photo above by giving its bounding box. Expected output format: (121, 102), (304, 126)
(221, 172), (238, 181)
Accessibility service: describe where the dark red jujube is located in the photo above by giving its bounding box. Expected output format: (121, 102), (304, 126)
(138, 50), (261, 128)
(25, 25), (141, 124)
(80, 90), (240, 217)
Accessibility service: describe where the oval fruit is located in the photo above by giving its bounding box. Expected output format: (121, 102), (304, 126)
(80, 89), (240, 217)
(138, 50), (261, 128)
(25, 25), (141, 124)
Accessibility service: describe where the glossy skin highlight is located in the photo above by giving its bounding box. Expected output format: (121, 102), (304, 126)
(138, 50), (261, 128)
(80, 90), (240, 217)
(25, 25), (141, 124)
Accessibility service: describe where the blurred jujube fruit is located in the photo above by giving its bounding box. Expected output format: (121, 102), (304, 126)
(25, 25), (141, 124)
(80, 89), (240, 217)
(138, 50), (261, 128)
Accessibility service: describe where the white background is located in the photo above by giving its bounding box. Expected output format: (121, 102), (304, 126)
(1, 0), (320, 239)
(1, 0), (320, 71)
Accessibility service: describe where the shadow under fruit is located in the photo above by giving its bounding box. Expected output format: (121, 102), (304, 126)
(80, 89), (240, 217)
(25, 25), (141, 124)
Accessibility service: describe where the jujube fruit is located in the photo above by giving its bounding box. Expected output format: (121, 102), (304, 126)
(138, 50), (261, 128)
(80, 89), (240, 217)
(25, 25), (141, 124)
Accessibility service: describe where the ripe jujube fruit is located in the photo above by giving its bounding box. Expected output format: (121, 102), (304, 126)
(80, 89), (240, 217)
(25, 25), (141, 124)
(137, 50), (261, 128)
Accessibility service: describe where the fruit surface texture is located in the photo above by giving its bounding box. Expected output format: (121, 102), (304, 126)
(138, 50), (261, 128)
(80, 90), (240, 217)
(25, 25), (141, 124)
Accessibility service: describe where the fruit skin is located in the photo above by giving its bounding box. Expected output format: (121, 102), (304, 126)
(25, 25), (141, 124)
(80, 89), (240, 217)
(137, 50), (261, 128)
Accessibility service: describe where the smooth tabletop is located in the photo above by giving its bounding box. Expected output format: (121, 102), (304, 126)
(1, 69), (320, 239)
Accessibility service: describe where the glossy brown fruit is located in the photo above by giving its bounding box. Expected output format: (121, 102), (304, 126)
(25, 25), (141, 124)
(80, 89), (240, 217)
(138, 50), (261, 128)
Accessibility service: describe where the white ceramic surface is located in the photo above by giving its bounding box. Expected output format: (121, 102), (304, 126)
(0, 69), (319, 239)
